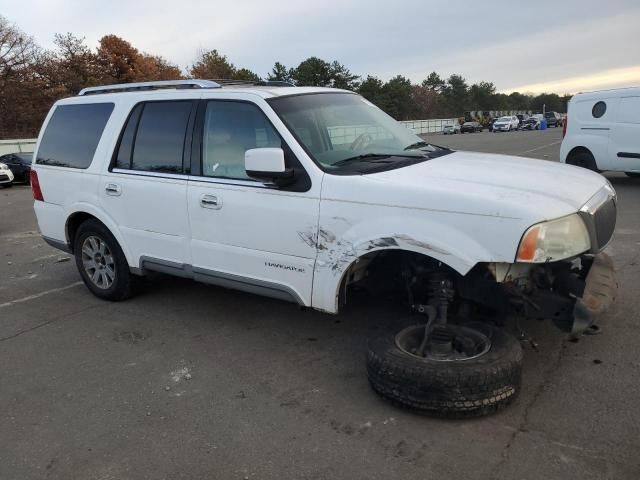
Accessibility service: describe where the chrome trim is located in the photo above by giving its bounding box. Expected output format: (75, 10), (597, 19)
(578, 185), (617, 253)
(138, 256), (304, 305)
(110, 169), (270, 188)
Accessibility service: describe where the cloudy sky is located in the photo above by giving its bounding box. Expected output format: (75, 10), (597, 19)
(2, 0), (639, 94)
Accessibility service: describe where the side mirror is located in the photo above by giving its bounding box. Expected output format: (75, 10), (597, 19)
(245, 148), (294, 187)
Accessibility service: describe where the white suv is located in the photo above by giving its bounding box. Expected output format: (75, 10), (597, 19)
(492, 115), (519, 132)
(561, 87), (640, 177)
(31, 80), (618, 417)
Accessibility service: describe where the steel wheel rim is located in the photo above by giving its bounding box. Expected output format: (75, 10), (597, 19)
(395, 324), (492, 362)
(81, 236), (115, 290)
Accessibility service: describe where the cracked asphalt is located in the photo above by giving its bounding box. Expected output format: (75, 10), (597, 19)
(1, 128), (639, 479)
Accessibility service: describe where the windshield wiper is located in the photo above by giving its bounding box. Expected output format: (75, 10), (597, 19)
(333, 153), (421, 166)
(403, 141), (431, 150)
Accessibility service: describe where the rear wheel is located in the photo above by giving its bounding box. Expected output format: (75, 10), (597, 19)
(567, 150), (599, 172)
(367, 323), (523, 418)
(74, 219), (138, 301)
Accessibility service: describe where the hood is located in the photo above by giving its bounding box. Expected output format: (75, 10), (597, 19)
(356, 151), (607, 220)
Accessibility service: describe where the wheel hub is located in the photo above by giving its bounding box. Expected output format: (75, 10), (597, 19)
(395, 324), (491, 362)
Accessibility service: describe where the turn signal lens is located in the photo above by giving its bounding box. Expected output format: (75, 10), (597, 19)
(516, 226), (540, 262)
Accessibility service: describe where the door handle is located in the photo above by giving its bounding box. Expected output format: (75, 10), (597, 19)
(105, 183), (121, 196)
(200, 194), (222, 209)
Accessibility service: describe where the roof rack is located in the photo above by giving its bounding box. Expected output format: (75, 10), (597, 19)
(210, 79), (295, 87)
(78, 79), (221, 96)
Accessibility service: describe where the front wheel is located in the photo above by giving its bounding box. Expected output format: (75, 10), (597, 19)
(74, 219), (138, 301)
(367, 324), (523, 417)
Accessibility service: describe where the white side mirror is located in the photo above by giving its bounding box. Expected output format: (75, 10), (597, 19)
(245, 148), (293, 186)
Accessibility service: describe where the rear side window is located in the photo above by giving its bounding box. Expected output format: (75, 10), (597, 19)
(36, 103), (114, 168)
(114, 101), (194, 173)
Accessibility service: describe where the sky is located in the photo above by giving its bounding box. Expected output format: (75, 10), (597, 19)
(2, 0), (639, 94)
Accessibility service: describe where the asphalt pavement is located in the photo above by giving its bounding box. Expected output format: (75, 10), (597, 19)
(1, 129), (639, 479)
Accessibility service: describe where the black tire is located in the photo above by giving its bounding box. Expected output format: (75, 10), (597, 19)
(74, 219), (137, 301)
(367, 325), (523, 418)
(566, 150), (599, 172)
(625, 172), (640, 178)
(23, 172), (30, 185)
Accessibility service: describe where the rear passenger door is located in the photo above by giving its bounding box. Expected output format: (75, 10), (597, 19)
(609, 96), (640, 172)
(101, 100), (197, 269)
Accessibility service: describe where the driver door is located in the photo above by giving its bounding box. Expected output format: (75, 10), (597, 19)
(187, 100), (320, 305)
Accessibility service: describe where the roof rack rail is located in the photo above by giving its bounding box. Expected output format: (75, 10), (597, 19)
(210, 79), (295, 87)
(78, 79), (221, 96)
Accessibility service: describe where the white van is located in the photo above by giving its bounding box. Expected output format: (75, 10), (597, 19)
(561, 87), (640, 177)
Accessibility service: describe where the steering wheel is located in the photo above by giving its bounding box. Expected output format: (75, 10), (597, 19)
(349, 133), (373, 151)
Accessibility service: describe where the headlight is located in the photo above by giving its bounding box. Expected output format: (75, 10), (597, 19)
(0, 163), (8, 170)
(516, 214), (590, 263)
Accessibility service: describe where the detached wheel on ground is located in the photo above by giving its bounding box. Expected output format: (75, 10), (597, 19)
(625, 172), (640, 178)
(367, 323), (523, 418)
(74, 219), (139, 301)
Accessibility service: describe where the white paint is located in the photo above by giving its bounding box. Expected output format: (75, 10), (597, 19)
(0, 282), (83, 309)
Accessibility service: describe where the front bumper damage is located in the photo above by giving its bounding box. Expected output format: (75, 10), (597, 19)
(522, 253), (618, 335)
(461, 253), (618, 335)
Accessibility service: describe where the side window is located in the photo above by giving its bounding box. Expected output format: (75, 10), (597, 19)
(202, 101), (282, 179)
(37, 103), (114, 169)
(115, 101), (193, 173)
(592, 101), (607, 119)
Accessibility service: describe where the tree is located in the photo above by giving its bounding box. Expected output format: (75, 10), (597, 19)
(422, 71), (445, 94)
(96, 34), (141, 83)
(136, 53), (183, 81)
(233, 67), (261, 82)
(328, 61), (359, 90)
(357, 75), (386, 107)
(291, 56), (332, 86)
(189, 49), (235, 79)
(382, 75), (413, 120)
(411, 85), (439, 119)
(442, 74), (469, 115)
(0, 15), (37, 77)
(267, 61), (293, 83)
(469, 81), (496, 110)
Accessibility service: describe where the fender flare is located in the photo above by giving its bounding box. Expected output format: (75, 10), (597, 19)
(311, 230), (493, 314)
(64, 203), (135, 267)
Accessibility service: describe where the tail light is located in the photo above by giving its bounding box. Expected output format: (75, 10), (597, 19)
(31, 170), (44, 201)
(562, 116), (567, 137)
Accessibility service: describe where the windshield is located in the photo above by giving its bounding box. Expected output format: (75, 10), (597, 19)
(498, 116), (511, 122)
(268, 93), (449, 173)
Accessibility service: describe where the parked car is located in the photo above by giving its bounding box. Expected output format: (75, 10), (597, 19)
(442, 124), (460, 135)
(0, 162), (15, 187)
(492, 115), (519, 132)
(520, 117), (541, 130)
(544, 111), (562, 128)
(32, 80), (618, 418)
(516, 114), (529, 124)
(561, 87), (640, 177)
(0, 152), (33, 184)
(460, 121), (483, 133)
